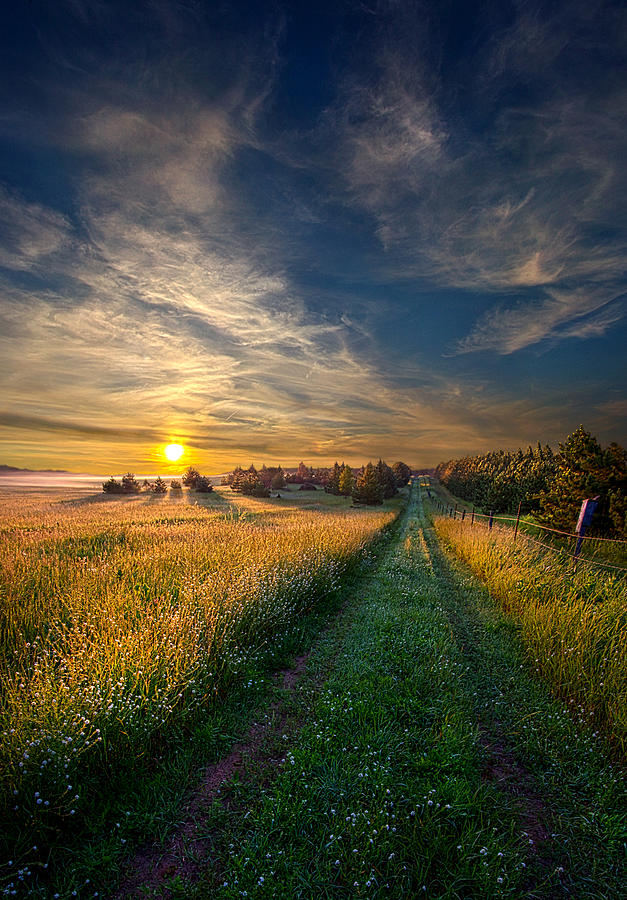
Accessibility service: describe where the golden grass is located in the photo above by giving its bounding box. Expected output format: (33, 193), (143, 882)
(0, 487), (395, 829)
(434, 517), (627, 756)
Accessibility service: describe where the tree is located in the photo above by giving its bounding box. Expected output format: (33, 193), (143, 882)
(352, 462), (384, 506)
(294, 461), (310, 483)
(170, 479), (182, 492)
(392, 461), (411, 488)
(182, 467), (201, 488)
(121, 472), (140, 494)
(375, 459), (397, 499)
(152, 476), (168, 494)
(271, 467), (286, 490)
(538, 427), (606, 532)
(338, 464), (354, 496)
(325, 462), (342, 495)
(102, 477), (123, 494)
(194, 476), (213, 492)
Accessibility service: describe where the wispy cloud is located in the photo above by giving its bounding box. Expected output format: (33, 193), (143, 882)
(329, 0), (627, 353)
(450, 289), (626, 355)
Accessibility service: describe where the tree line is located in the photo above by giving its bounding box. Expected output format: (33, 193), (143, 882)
(434, 426), (626, 537)
(102, 470), (213, 495)
(221, 459), (412, 505)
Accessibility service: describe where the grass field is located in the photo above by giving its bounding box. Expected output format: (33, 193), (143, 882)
(2, 481), (624, 899)
(433, 514), (627, 757)
(0, 485), (398, 893)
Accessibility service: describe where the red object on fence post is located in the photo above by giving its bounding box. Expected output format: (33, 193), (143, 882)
(513, 500), (522, 542)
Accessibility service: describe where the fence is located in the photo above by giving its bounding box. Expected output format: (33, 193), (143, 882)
(427, 493), (627, 577)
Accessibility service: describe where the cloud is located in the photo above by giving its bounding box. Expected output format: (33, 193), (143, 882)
(328, 1), (627, 352)
(0, 187), (73, 271)
(450, 289), (626, 355)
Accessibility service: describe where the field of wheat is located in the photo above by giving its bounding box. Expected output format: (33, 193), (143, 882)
(434, 516), (627, 756)
(0, 487), (395, 847)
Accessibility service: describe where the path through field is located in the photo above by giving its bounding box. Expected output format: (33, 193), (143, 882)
(119, 483), (625, 899)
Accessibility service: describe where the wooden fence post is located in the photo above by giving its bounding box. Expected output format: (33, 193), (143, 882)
(513, 500), (522, 542)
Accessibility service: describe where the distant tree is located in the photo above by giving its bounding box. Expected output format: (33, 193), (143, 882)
(325, 462), (342, 495)
(294, 461), (310, 483)
(338, 464), (354, 496)
(193, 475), (213, 493)
(182, 467), (201, 488)
(152, 476), (168, 494)
(121, 472), (140, 494)
(170, 479), (182, 492)
(271, 467), (286, 490)
(102, 477), (123, 494)
(375, 459), (397, 499)
(352, 462), (384, 506)
(392, 461), (412, 488)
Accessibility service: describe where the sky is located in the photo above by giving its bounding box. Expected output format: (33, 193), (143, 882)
(0, 0), (626, 475)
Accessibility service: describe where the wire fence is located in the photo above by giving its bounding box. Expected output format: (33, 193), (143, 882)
(424, 488), (627, 577)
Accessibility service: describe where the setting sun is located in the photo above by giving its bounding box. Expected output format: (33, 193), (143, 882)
(164, 443), (185, 462)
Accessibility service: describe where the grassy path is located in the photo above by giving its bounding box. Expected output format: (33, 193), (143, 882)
(119, 483), (624, 899)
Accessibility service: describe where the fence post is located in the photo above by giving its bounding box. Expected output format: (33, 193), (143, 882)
(471, 506), (475, 526)
(461, 509), (466, 522)
(454, 503), (457, 519)
(488, 511), (494, 530)
(513, 500), (522, 542)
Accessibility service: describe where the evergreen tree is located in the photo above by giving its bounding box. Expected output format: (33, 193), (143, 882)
(325, 462), (342, 495)
(182, 467), (201, 488)
(392, 461), (412, 488)
(352, 462), (384, 505)
(121, 472), (140, 494)
(375, 459), (397, 499)
(338, 464), (353, 496)
(152, 476), (168, 494)
(102, 477), (123, 494)
(538, 427), (606, 531)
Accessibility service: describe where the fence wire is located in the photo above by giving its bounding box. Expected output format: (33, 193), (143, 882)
(427, 492), (627, 576)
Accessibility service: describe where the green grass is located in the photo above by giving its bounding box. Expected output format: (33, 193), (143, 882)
(433, 513), (627, 757)
(144, 483), (624, 900)
(4, 483), (625, 898)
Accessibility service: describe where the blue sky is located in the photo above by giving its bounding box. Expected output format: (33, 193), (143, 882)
(0, 0), (625, 473)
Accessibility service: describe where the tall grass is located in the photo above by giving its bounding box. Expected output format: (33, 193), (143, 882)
(0, 489), (395, 848)
(434, 517), (627, 756)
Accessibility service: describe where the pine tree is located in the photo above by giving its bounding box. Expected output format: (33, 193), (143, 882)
(182, 467), (201, 488)
(538, 426), (606, 531)
(352, 462), (384, 505)
(338, 464), (353, 496)
(375, 459), (397, 499)
(325, 462), (342, 495)
(152, 476), (168, 494)
(121, 472), (140, 494)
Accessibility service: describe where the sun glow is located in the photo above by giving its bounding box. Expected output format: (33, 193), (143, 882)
(164, 443), (185, 462)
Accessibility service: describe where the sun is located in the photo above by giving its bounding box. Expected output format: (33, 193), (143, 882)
(164, 443), (185, 462)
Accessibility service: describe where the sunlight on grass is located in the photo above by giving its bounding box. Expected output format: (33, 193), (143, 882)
(434, 517), (627, 756)
(0, 488), (395, 847)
